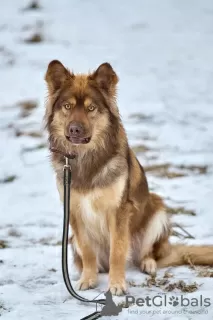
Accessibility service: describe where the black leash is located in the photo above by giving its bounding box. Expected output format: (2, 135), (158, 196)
(62, 157), (106, 320)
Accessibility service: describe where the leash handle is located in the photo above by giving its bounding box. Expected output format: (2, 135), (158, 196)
(81, 312), (102, 320)
(62, 157), (106, 314)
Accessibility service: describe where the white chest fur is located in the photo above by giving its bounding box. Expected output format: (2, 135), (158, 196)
(80, 192), (108, 242)
(71, 174), (127, 243)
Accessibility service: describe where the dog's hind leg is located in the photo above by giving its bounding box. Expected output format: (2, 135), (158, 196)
(139, 193), (170, 275)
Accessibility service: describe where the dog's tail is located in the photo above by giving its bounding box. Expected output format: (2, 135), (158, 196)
(157, 244), (213, 268)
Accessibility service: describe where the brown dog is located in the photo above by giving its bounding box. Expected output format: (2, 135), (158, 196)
(45, 60), (213, 295)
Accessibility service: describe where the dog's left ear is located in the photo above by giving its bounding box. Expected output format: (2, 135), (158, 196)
(91, 63), (119, 93)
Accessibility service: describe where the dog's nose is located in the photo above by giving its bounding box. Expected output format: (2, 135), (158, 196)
(69, 122), (84, 137)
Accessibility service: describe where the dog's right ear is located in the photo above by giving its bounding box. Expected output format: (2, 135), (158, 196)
(45, 60), (74, 94)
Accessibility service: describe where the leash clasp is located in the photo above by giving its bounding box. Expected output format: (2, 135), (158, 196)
(63, 157), (71, 171)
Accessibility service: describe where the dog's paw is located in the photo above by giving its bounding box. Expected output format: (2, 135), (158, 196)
(76, 276), (98, 291)
(140, 257), (157, 276)
(109, 280), (127, 296)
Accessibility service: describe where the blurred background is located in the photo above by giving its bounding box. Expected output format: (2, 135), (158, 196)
(1, 1), (213, 319)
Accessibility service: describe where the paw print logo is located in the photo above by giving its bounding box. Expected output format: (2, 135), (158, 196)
(168, 296), (179, 307)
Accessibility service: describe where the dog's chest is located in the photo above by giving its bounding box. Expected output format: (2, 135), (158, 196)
(71, 174), (126, 241)
(79, 192), (108, 241)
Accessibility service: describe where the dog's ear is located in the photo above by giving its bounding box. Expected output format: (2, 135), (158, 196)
(45, 60), (74, 93)
(91, 63), (118, 93)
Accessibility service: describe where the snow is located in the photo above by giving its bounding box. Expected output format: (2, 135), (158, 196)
(0, 0), (213, 319)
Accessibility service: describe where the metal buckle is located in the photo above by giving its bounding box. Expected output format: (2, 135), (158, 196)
(63, 157), (71, 171)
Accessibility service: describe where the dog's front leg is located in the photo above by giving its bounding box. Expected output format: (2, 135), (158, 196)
(108, 204), (131, 296)
(73, 220), (98, 291)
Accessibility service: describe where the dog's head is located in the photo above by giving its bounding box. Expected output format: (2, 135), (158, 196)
(45, 60), (119, 157)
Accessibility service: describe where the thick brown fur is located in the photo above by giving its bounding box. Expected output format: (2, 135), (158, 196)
(45, 60), (213, 295)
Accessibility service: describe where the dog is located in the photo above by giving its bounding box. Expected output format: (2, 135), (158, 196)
(44, 60), (213, 296)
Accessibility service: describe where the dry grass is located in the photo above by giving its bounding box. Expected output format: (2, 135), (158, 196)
(171, 229), (194, 239)
(0, 175), (17, 184)
(53, 240), (62, 246)
(24, 33), (43, 44)
(128, 272), (199, 293)
(145, 276), (170, 288)
(166, 205), (196, 216)
(0, 301), (7, 315)
(18, 100), (37, 111)
(129, 113), (154, 122)
(128, 277), (169, 289)
(127, 280), (143, 288)
(0, 240), (8, 249)
(15, 129), (43, 138)
(8, 228), (21, 238)
(165, 280), (200, 293)
(118, 301), (135, 308)
(19, 110), (30, 118)
(144, 163), (186, 179)
(171, 222), (195, 239)
(21, 143), (47, 153)
(196, 267), (213, 278)
(128, 272), (171, 289)
(160, 171), (185, 179)
(35, 237), (62, 246)
(144, 163), (208, 179)
(163, 271), (174, 279)
(132, 145), (150, 153)
(18, 100), (38, 118)
(23, 1), (41, 10)
(178, 164), (208, 175)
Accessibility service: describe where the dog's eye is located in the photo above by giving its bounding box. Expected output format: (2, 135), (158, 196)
(88, 105), (95, 112)
(63, 103), (71, 110)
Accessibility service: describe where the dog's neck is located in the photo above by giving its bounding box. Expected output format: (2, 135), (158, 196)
(51, 122), (128, 191)
(52, 146), (116, 190)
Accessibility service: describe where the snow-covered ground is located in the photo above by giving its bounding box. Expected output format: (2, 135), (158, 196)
(1, 0), (213, 319)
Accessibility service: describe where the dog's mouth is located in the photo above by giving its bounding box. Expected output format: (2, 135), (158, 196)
(65, 136), (91, 145)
